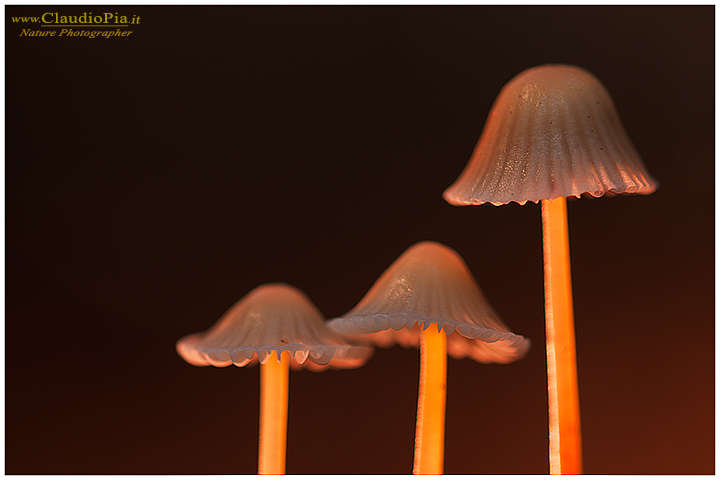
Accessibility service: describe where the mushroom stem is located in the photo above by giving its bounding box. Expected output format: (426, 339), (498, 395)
(258, 350), (290, 475)
(541, 197), (582, 474)
(413, 325), (447, 474)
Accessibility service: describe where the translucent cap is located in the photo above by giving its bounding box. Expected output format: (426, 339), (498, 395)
(327, 241), (530, 364)
(444, 64), (658, 206)
(176, 283), (374, 371)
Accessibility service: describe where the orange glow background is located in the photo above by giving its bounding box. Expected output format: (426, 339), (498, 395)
(5, 5), (714, 474)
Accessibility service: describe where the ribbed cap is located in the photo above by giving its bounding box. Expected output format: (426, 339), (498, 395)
(327, 241), (530, 364)
(176, 283), (374, 371)
(444, 64), (658, 206)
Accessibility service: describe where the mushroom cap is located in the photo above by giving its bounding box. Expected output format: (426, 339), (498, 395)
(443, 64), (658, 206)
(327, 241), (530, 364)
(176, 283), (374, 371)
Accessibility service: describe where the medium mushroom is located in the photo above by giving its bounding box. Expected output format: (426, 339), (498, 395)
(443, 64), (658, 474)
(177, 283), (374, 474)
(328, 241), (530, 474)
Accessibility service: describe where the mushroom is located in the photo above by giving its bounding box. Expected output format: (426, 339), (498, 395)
(443, 64), (658, 474)
(177, 283), (374, 474)
(328, 241), (530, 474)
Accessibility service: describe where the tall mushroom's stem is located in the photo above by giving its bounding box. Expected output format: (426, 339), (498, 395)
(413, 324), (447, 475)
(258, 350), (290, 475)
(541, 197), (582, 474)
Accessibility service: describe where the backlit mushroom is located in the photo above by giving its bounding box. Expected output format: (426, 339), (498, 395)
(443, 64), (658, 474)
(328, 241), (530, 474)
(177, 283), (373, 474)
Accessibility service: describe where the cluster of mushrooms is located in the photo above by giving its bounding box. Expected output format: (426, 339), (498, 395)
(176, 64), (657, 475)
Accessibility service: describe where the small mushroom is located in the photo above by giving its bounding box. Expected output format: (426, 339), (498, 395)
(177, 283), (373, 474)
(443, 64), (657, 474)
(328, 241), (529, 474)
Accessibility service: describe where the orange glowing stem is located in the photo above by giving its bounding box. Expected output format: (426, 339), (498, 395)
(541, 197), (583, 474)
(258, 350), (290, 475)
(413, 325), (447, 475)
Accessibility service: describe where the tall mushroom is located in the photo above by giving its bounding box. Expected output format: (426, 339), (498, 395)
(443, 64), (658, 474)
(328, 241), (530, 474)
(177, 283), (374, 474)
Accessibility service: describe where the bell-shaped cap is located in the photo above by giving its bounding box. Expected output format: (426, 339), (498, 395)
(444, 64), (658, 206)
(327, 241), (530, 364)
(176, 283), (374, 371)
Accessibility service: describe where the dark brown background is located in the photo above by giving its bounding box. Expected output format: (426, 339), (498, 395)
(5, 5), (714, 474)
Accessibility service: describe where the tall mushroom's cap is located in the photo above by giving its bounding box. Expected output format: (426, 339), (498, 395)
(327, 241), (530, 364)
(443, 64), (658, 206)
(176, 283), (374, 372)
